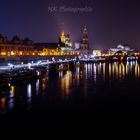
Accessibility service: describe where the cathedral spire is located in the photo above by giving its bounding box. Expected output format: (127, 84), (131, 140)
(84, 25), (87, 32)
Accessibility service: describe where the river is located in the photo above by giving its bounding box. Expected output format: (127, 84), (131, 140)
(0, 61), (140, 132)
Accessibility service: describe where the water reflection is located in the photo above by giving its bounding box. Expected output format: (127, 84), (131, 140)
(109, 63), (112, 76)
(0, 97), (7, 113)
(85, 64), (88, 79)
(27, 84), (32, 107)
(75, 67), (80, 85)
(42, 77), (47, 96)
(59, 72), (63, 78)
(8, 86), (15, 110)
(36, 79), (40, 95)
(1, 61), (140, 114)
(75, 61), (140, 81)
(82, 61), (140, 79)
(93, 63), (97, 82)
(0, 85), (15, 114)
(103, 63), (106, 79)
(135, 63), (140, 78)
(61, 71), (72, 97)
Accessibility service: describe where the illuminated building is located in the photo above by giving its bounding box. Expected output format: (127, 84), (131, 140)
(0, 33), (77, 57)
(74, 42), (80, 50)
(92, 50), (102, 57)
(65, 34), (72, 48)
(59, 31), (72, 48)
(80, 26), (89, 51)
(60, 47), (73, 55)
(109, 44), (134, 55)
(59, 31), (66, 48)
(73, 25), (90, 57)
(0, 35), (35, 56)
(0, 33), (62, 56)
(59, 31), (73, 55)
(34, 43), (61, 56)
(60, 31), (66, 44)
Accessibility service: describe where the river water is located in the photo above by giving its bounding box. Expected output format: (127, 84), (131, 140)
(0, 61), (140, 131)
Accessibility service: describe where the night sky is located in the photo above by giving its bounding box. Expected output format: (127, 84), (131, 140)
(0, 0), (140, 49)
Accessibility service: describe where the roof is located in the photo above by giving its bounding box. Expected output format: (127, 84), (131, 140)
(34, 43), (59, 49)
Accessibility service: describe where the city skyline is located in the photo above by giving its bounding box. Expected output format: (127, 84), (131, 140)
(1, 0), (140, 132)
(0, 0), (140, 49)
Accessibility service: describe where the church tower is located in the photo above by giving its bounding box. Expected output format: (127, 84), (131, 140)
(60, 30), (65, 43)
(81, 26), (89, 50)
(59, 30), (72, 48)
(59, 30), (66, 47)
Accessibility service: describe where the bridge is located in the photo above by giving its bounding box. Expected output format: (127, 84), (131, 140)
(0, 58), (76, 72)
(0, 54), (140, 73)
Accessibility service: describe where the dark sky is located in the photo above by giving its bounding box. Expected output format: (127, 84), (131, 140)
(0, 0), (140, 49)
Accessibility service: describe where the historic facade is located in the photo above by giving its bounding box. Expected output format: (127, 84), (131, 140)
(0, 35), (61, 56)
(0, 35), (34, 56)
(58, 31), (73, 55)
(0, 26), (90, 57)
(109, 44), (134, 55)
(34, 43), (61, 56)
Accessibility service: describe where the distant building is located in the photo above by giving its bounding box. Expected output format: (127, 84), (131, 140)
(0, 32), (78, 57)
(0, 34), (61, 56)
(11, 36), (22, 44)
(92, 50), (102, 57)
(58, 31), (73, 55)
(0, 34), (6, 44)
(22, 38), (34, 46)
(59, 31), (72, 48)
(34, 43), (61, 56)
(74, 42), (80, 50)
(59, 31), (66, 47)
(65, 34), (72, 48)
(74, 26), (90, 57)
(109, 44), (134, 55)
(0, 35), (34, 56)
(80, 26), (89, 51)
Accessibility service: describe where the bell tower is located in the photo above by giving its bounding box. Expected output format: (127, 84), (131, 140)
(81, 25), (89, 50)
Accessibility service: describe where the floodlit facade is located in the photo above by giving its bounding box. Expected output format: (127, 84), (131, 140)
(109, 44), (134, 55)
(34, 43), (61, 56)
(92, 50), (102, 57)
(0, 34), (62, 56)
(58, 31), (73, 55)
(0, 35), (34, 56)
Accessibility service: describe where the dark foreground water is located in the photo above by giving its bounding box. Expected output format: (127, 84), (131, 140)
(1, 61), (140, 133)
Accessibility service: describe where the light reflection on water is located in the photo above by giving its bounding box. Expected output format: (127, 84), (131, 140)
(27, 84), (32, 106)
(61, 71), (72, 97)
(42, 77), (47, 96)
(36, 79), (40, 95)
(1, 61), (140, 114)
(0, 97), (7, 113)
(93, 63), (97, 82)
(8, 86), (15, 110)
